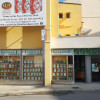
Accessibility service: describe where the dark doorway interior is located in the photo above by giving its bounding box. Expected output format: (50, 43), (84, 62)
(92, 56), (100, 82)
(74, 55), (85, 82)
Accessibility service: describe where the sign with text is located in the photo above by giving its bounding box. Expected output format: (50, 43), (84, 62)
(52, 50), (74, 55)
(0, 50), (21, 56)
(0, 0), (46, 26)
(22, 50), (42, 55)
(41, 29), (46, 41)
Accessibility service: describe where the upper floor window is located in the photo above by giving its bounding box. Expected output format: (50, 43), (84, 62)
(59, 13), (63, 18)
(66, 13), (70, 18)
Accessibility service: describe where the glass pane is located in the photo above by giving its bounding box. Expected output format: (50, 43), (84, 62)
(0, 56), (20, 80)
(23, 56), (43, 81)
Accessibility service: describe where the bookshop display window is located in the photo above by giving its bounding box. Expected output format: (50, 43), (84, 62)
(22, 50), (43, 81)
(52, 50), (74, 81)
(0, 50), (21, 80)
(0, 49), (43, 81)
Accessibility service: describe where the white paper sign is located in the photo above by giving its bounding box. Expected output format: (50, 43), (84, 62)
(41, 29), (46, 41)
(0, 0), (46, 26)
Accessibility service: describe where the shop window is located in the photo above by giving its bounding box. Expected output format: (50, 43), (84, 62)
(66, 13), (70, 18)
(68, 56), (73, 64)
(59, 13), (63, 18)
(23, 56), (43, 80)
(0, 56), (20, 80)
(52, 56), (74, 81)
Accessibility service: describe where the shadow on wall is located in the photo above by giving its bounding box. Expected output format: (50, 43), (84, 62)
(21, 26), (43, 49)
(0, 27), (7, 49)
(82, 29), (92, 36)
(0, 26), (43, 49)
(77, 27), (81, 35)
(86, 31), (100, 37)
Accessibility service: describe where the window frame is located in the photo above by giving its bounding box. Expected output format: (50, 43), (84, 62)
(59, 13), (63, 18)
(66, 12), (71, 18)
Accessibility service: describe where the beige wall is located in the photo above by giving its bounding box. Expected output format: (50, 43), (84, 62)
(81, 0), (100, 35)
(51, 37), (100, 49)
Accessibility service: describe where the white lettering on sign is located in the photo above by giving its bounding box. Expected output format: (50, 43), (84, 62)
(22, 50), (42, 55)
(52, 50), (74, 55)
(0, 50), (21, 55)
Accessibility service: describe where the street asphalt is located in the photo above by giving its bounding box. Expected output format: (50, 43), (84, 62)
(0, 91), (100, 100)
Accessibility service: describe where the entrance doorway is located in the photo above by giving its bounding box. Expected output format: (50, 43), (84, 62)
(74, 55), (85, 82)
(92, 56), (100, 82)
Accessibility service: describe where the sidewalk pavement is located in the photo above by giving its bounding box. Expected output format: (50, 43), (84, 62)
(0, 83), (100, 97)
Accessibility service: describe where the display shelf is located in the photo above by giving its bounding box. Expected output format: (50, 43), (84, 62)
(9, 63), (20, 64)
(0, 72), (20, 73)
(0, 63), (20, 65)
(24, 63), (42, 64)
(0, 63), (9, 64)
(23, 67), (42, 68)
(0, 56), (20, 80)
(52, 56), (74, 81)
(23, 56), (43, 80)
(0, 75), (19, 76)
(68, 67), (73, 68)
(23, 63), (34, 64)
(53, 63), (66, 64)
(52, 56), (67, 81)
(24, 75), (43, 77)
(23, 71), (43, 73)
(0, 67), (20, 68)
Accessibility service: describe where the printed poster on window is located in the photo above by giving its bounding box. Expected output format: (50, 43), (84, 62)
(92, 63), (99, 72)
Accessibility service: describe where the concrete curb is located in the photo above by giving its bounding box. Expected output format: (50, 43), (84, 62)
(0, 89), (100, 97)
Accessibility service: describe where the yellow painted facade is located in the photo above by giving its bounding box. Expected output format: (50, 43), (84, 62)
(0, 26), (43, 49)
(51, 0), (59, 37)
(0, 1), (82, 86)
(44, 0), (51, 86)
(51, 3), (82, 37)
(59, 3), (82, 36)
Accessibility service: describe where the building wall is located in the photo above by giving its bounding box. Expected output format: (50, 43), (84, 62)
(81, 0), (100, 35)
(51, 37), (100, 49)
(58, 3), (82, 36)
(0, 0), (51, 86)
(51, 0), (59, 37)
(0, 26), (43, 49)
(44, 0), (51, 86)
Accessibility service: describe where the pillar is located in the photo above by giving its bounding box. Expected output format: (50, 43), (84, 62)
(85, 56), (92, 83)
(44, 0), (51, 86)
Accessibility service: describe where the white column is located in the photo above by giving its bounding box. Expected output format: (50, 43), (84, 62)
(85, 56), (92, 83)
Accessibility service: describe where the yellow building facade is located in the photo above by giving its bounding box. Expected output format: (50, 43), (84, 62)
(51, 2), (82, 37)
(0, 0), (82, 86)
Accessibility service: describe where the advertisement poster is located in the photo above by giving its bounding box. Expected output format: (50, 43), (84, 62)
(0, 0), (46, 26)
(92, 63), (99, 72)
